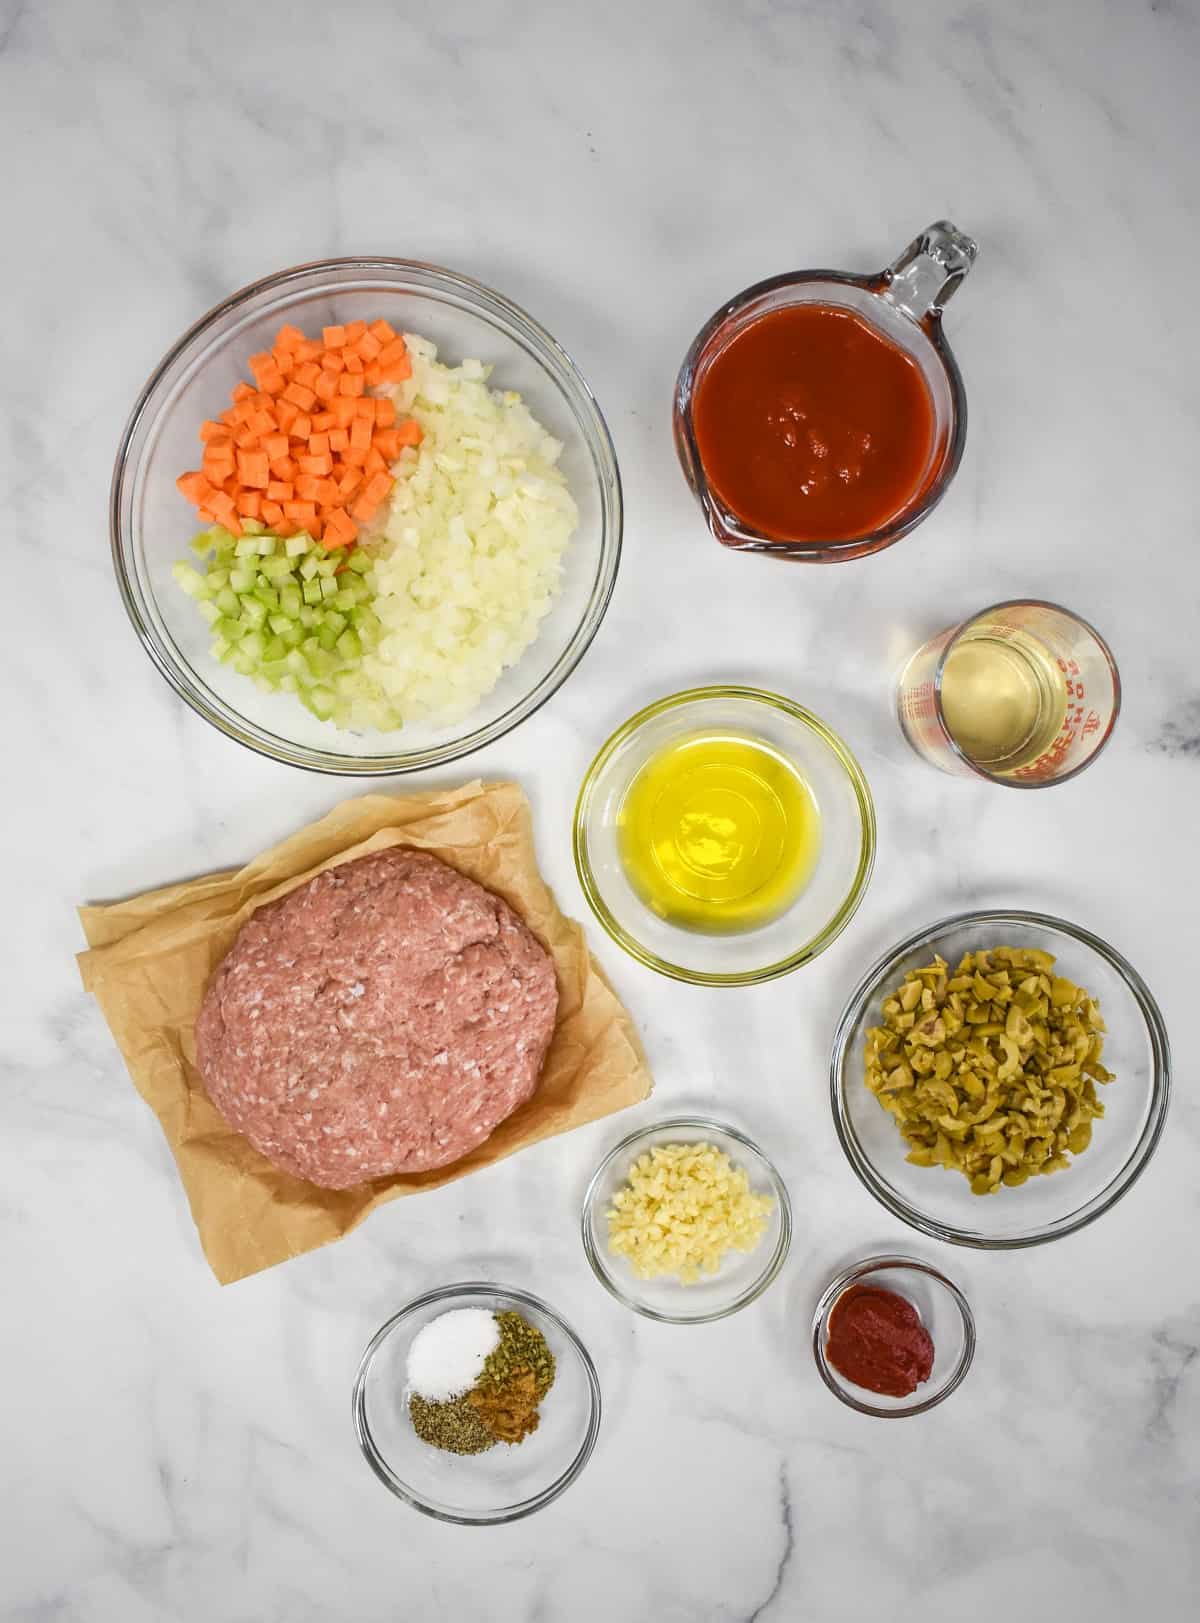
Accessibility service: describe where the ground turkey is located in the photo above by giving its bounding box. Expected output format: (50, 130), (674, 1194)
(194, 847), (558, 1188)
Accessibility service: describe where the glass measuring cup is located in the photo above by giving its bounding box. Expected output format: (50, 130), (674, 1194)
(896, 600), (1121, 786)
(673, 222), (977, 561)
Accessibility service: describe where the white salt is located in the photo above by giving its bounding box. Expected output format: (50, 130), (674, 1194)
(406, 1308), (500, 1401)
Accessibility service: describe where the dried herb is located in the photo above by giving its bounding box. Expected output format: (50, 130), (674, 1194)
(408, 1392), (495, 1455)
(476, 1310), (556, 1400)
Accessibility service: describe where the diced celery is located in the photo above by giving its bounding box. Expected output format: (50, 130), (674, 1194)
(302, 580), (323, 606)
(263, 635), (286, 663)
(299, 556), (321, 581)
(205, 567), (231, 591)
(298, 604), (320, 627)
(231, 649), (256, 676)
(240, 597), (267, 629)
(229, 568), (256, 594)
(285, 535), (310, 558)
(315, 557), (339, 579)
(172, 562), (209, 598)
(239, 629), (266, 660)
(240, 518), (266, 536)
(332, 588), (356, 612)
(316, 624), (338, 653)
(215, 615), (244, 643)
(235, 537), (262, 558)
(191, 532), (215, 558)
(279, 625), (303, 648)
(336, 628), (362, 660)
(323, 609), (347, 637)
(215, 587), (240, 616)
(319, 576), (339, 600)
(279, 673), (299, 694)
(260, 658), (289, 683)
(253, 585), (280, 611)
(280, 584), (302, 618)
(285, 649), (309, 680)
(210, 636), (231, 662)
(304, 686), (337, 720)
(346, 550), (373, 575)
(198, 600), (221, 626)
(210, 526), (237, 549)
(255, 535), (276, 555)
(268, 612), (293, 636)
(260, 555), (295, 582)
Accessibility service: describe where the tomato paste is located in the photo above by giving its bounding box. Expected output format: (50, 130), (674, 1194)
(825, 1284), (934, 1398)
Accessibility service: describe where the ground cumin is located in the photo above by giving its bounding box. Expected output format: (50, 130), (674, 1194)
(467, 1368), (542, 1443)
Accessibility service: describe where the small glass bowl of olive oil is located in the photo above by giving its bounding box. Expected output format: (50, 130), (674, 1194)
(574, 687), (875, 985)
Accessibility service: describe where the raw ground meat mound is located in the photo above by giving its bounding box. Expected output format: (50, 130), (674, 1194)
(194, 847), (559, 1188)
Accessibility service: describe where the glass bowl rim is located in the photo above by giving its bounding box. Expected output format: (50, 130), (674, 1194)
(572, 684), (877, 986)
(110, 254), (623, 775)
(351, 1279), (602, 1524)
(810, 1252), (976, 1417)
(829, 908), (1172, 1249)
(580, 1114), (794, 1322)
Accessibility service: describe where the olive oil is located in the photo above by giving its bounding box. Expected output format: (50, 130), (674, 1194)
(939, 629), (1068, 772)
(617, 731), (821, 935)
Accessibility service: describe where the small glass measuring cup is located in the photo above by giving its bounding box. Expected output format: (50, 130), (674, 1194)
(896, 600), (1121, 787)
(674, 222), (978, 561)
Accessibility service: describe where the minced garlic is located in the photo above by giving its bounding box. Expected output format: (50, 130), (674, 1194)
(605, 1142), (774, 1284)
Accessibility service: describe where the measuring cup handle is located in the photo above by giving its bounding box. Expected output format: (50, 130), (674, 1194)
(881, 221), (978, 324)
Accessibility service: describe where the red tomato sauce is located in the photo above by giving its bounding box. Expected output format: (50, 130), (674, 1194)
(825, 1285), (935, 1398)
(692, 303), (936, 543)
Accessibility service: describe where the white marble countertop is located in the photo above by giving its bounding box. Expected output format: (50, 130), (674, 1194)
(7, 0), (1199, 1618)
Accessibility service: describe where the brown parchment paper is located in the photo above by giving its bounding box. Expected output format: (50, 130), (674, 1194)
(77, 781), (652, 1285)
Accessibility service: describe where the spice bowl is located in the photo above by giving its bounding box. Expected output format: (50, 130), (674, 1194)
(581, 1117), (792, 1323)
(352, 1282), (601, 1523)
(812, 1254), (975, 1417)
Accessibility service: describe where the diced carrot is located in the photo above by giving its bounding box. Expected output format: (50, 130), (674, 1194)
(364, 445), (387, 477)
(237, 449), (270, 489)
(282, 381), (316, 411)
(315, 477), (340, 506)
(294, 473), (323, 501)
(266, 480), (294, 502)
(274, 323), (306, 352)
(236, 491), (263, 519)
(294, 337), (324, 363)
(371, 428), (403, 461)
(338, 372), (365, 398)
(248, 351), (274, 382)
(270, 455), (298, 480)
(219, 407), (240, 427)
(356, 330), (383, 361)
(275, 398), (300, 433)
(329, 427), (350, 453)
(209, 492), (242, 534)
(322, 324), (346, 349)
(177, 470), (212, 502)
(232, 380), (256, 402)
(332, 397), (357, 427)
(260, 365), (287, 395)
(365, 470), (394, 503)
(374, 397), (396, 427)
(308, 517), (324, 541)
(199, 419), (230, 443)
(271, 345), (296, 374)
(234, 426), (259, 450)
(354, 397), (376, 420)
(290, 413), (313, 441)
(363, 363), (383, 387)
(394, 419), (422, 448)
(311, 411), (337, 431)
(350, 493), (379, 522)
(196, 506), (216, 524)
(202, 454), (235, 484)
(368, 318), (395, 343)
(307, 432), (330, 456)
(262, 432), (289, 461)
(313, 370), (339, 403)
(322, 506), (357, 547)
(297, 452), (333, 476)
(261, 499), (284, 526)
(293, 361), (321, 389)
(321, 348), (345, 374)
(376, 337), (408, 369)
(250, 410), (277, 437)
(284, 500), (318, 525)
(380, 352), (412, 382)
(343, 443), (368, 468)
(337, 468), (363, 499)
(349, 415), (373, 452)
(343, 350), (364, 375)
(343, 319), (368, 344)
(274, 518), (298, 538)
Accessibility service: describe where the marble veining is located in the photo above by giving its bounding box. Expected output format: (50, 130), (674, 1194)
(5, 0), (1200, 1619)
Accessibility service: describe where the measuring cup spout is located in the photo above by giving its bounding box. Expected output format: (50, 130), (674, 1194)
(882, 222), (978, 325)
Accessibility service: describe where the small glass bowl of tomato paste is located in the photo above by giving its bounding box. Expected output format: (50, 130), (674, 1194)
(811, 1254), (975, 1417)
(674, 222), (977, 562)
